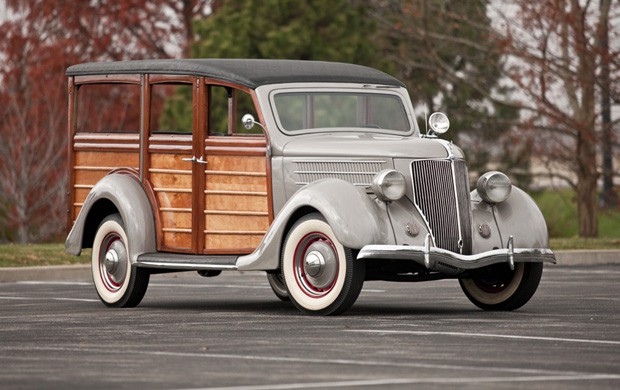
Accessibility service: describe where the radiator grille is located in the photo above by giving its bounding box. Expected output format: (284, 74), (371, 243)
(294, 160), (385, 186)
(410, 159), (472, 254)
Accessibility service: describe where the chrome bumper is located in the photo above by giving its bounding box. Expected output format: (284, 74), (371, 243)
(357, 235), (556, 274)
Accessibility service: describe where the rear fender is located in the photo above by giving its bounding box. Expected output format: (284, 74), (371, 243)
(65, 174), (156, 264)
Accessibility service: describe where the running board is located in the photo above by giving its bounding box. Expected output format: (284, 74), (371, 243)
(136, 253), (238, 271)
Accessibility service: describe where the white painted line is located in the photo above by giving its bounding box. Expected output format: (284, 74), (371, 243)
(345, 329), (620, 346)
(0, 296), (98, 303)
(14, 346), (585, 377)
(17, 281), (91, 286)
(178, 374), (620, 390)
(13, 280), (386, 293)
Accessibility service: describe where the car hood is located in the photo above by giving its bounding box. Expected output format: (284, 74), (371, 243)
(280, 133), (460, 159)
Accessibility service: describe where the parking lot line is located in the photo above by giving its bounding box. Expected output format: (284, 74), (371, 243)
(179, 374), (620, 390)
(0, 296), (99, 303)
(10, 345), (593, 377)
(345, 329), (620, 346)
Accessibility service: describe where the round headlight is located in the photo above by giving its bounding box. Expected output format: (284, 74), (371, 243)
(428, 112), (450, 134)
(477, 171), (512, 204)
(371, 170), (406, 202)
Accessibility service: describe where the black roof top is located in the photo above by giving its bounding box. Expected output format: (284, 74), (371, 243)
(66, 59), (405, 89)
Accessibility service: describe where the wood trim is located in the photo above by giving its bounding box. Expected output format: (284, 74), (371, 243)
(203, 78), (254, 93)
(75, 74), (141, 85)
(204, 190), (268, 196)
(74, 133), (140, 143)
(139, 175), (163, 253)
(139, 74), (147, 182)
(149, 168), (192, 175)
(204, 230), (267, 235)
(153, 188), (192, 193)
(203, 146), (267, 156)
(149, 74), (194, 84)
(204, 137), (266, 148)
(73, 143), (140, 152)
(195, 76), (207, 253)
(228, 89), (237, 135)
(203, 170), (266, 177)
(250, 89), (274, 223)
(67, 77), (76, 229)
(204, 210), (269, 216)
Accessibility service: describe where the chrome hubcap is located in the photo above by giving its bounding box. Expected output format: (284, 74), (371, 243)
(100, 235), (128, 291)
(302, 241), (337, 290)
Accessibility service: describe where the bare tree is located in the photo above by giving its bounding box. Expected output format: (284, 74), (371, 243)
(0, 0), (213, 243)
(494, 0), (619, 237)
(368, 0), (619, 237)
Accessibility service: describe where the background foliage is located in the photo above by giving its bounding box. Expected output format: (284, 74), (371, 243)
(0, 0), (618, 243)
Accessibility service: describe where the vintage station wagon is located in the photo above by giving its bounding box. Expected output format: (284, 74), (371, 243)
(65, 59), (555, 315)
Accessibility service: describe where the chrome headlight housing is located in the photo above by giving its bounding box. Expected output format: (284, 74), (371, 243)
(477, 171), (512, 204)
(371, 170), (406, 202)
(428, 112), (450, 135)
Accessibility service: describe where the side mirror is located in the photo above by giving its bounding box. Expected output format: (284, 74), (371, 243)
(242, 114), (258, 130)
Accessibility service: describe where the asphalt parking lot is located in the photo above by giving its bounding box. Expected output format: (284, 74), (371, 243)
(1, 264), (619, 389)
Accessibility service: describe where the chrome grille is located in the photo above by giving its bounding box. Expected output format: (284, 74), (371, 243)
(294, 160), (385, 186)
(410, 159), (472, 254)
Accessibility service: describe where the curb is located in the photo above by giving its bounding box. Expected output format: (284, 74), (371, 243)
(0, 251), (618, 283)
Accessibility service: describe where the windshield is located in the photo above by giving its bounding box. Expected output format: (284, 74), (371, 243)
(273, 92), (410, 132)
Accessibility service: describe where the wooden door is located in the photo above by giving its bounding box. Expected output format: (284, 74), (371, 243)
(202, 86), (271, 254)
(147, 78), (202, 253)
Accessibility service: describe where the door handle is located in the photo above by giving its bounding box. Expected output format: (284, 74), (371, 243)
(181, 156), (196, 163)
(196, 156), (208, 165)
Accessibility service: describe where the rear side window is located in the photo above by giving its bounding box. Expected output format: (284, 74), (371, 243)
(150, 83), (193, 134)
(76, 83), (141, 133)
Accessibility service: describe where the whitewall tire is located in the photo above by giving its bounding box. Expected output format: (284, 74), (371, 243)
(281, 213), (364, 315)
(91, 214), (149, 307)
(459, 262), (543, 311)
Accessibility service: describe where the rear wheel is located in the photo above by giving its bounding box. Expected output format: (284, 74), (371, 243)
(92, 214), (149, 308)
(266, 271), (289, 301)
(281, 213), (365, 315)
(459, 262), (543, 311)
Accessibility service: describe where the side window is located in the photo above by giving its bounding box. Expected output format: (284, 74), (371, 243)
(150, 83), (193, 134)
(207, 86), (261, 136)
(76, 83), (141, 133)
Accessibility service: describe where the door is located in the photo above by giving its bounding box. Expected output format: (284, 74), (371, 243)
(202, 85), (271, 254)
(147, 77), (201, 253)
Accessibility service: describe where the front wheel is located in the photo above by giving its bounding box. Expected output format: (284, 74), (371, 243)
(92, 214), (149, 308)
(281, 213), (365, 316)
(459, 262), (543, 311)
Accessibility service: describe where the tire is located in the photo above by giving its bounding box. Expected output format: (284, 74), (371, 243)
(281, 213), (365, 315)
(266, 271), (289, 301)
(91, 213), (149, 308)
(459, 262), (543, 311)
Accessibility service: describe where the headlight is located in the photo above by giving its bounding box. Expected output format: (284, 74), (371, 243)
(371, 170), (406, 201)
(477, 171), (512, 204)
(428, 112), (450, 135)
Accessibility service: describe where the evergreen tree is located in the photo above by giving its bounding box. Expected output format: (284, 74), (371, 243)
(369, 0), (525, 185)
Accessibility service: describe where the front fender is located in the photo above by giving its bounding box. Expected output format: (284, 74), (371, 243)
(236, 179), (392, 271)
(472, 186), (549, 251)
(65, 173), (156, 264)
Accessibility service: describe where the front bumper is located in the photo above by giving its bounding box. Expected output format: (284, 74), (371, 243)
(357, 235), (556, 275)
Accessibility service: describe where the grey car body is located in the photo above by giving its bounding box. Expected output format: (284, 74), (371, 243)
(65, 59), (554, 314)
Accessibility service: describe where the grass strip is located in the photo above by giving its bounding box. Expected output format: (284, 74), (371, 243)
(0, 243), (91, 267)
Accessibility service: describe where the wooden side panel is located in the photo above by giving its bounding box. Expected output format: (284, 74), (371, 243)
(72, 150), (139, 221)
(150, 152), (193, 251)
(203, 154), (270, 253)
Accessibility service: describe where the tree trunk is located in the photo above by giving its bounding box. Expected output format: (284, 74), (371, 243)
(576, 132), (599, 237)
